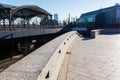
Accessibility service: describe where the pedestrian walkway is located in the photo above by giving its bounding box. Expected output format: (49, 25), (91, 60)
(67, 34), (120, 80)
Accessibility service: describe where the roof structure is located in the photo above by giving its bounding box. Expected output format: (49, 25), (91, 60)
(0, 3), (52, 20)
(12, 5), (52, 19)
(0, 3), (16, 9)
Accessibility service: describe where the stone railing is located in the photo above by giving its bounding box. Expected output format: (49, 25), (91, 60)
(0, 31), (80, 80)
(91, 29), (120, 38)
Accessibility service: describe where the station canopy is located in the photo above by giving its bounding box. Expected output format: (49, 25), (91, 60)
(0, 3), (52, 20)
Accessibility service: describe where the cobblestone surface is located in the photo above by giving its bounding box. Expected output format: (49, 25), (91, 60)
(67, 34), (120, 80)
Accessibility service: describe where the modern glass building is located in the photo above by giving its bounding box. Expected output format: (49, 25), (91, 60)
(78, 4), (120, 29)
(54, 14), (58, 21)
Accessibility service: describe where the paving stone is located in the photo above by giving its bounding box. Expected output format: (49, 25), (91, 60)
(67, 71), (79, 79)
(107, 75), (120, 80)
(75, 75), (93, 80)
(67, 34), (120, 80)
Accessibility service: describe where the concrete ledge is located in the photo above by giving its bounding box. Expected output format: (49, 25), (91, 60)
(99, 29), (120, 34)
(57, 38), (75, 80)
(91, 29), (120, 38)
(91, 30), (100, 38)
(0, 31), (79, 80)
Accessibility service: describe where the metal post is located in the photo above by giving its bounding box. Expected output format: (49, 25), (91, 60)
(3, 19), (5, 30)
(12, 19), (15, 31)
(27, 18), (30, 29)
(50, 15), (52, 25)
(0, 20), (1, 26)
(46, 15), (48, 26)
(9, 10), (12, 31)
(23, 18), (26, 29)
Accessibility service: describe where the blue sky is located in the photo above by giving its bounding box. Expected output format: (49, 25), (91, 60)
(1, 0), (120, 21)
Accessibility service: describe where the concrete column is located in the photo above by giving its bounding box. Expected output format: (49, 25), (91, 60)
(10, 34), (14, 60)
(24, 38), (31, 56)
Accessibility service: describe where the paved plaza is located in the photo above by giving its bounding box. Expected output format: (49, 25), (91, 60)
(67, 34), (120, 80)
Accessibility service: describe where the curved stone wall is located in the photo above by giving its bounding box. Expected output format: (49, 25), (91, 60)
(0, 31), (80, 80)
